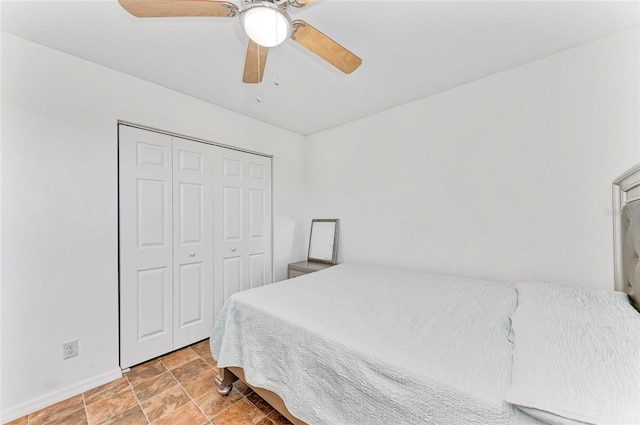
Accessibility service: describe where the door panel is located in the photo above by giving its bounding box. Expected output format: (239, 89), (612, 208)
(248, 163), (265, 180)
(137, 142), (168, 167)
(178, 183), (204, 245)
(223, 256), (242, 299)
(179, 150), (203, 173)
(248, 189), (265, 239)
(178, 262), (204, 326)
(249, 254), (265, 289)
(137, 267), (169, 340)
(172, 137), (214, 349)
(214, 149), (272, 320)
(223, 186), (242, 242)
(119, 126), (173, 368)
(137, 179), (168, 248)
(223, 158), (242, 177)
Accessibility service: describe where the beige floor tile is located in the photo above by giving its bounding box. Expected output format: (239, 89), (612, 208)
(84, 377), (130, 405)
(203, 356), (218, 368)
(133, 372), (179, 402)
(125, 360), (167, 387)
(171, 358), (212, 383)
(181, 369), (219, 399)
(151, 401), (208, 425)
(141, 383), (190, 422)
(194, 388), (243, 419)
(191, 339), (213, 359)
(99, 405), (149, 425)
(161, 348), (199, 370)
(211, 399), (265, 425)
(46, 408), (88, 425)
(86, 387), (137, 425)
(29, 394), (84, 425)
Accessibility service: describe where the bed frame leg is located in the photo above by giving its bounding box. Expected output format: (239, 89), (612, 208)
(215, 368), (238, 396)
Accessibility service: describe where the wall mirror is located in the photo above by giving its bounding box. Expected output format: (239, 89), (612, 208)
(308, 219), (339, 265)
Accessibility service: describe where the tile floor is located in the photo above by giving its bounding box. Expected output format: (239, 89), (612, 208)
(7, 339), (293, 425)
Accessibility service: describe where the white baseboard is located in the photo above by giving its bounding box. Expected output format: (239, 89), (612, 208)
(1, 368), (123, 424)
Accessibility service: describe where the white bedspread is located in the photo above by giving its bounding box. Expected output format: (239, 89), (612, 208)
(210, 263), (542, 425)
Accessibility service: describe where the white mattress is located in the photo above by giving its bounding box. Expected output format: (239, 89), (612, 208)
(210, 263), (542, 424)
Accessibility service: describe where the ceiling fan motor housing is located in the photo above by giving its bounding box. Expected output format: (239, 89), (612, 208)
(240, 1), (292, 47)
(245, 0), (288, 10)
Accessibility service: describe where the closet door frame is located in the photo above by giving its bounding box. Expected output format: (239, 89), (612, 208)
(117, 121), (274, 368)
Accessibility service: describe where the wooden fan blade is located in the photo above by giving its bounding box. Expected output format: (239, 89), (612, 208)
(243, 41), (269, 84)
(118, 0), (239, 18)
(291, 20), (361, 74)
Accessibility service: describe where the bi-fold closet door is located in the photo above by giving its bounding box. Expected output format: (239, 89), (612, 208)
(119, 125), (272, 368)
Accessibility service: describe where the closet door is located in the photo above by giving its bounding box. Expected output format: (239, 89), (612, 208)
(120, 125), (272, 367)
(213, 149), (272, 320)
(119, 126), (173, 368)
(172, 137), (215, 349)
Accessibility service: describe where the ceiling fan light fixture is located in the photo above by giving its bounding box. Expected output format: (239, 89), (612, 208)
(240, 2), (291, 48)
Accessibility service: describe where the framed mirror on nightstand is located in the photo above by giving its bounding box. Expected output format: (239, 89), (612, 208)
(288, 219), (339, 279)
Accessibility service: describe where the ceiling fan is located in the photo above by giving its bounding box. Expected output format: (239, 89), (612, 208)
(118, 0), (363, 83)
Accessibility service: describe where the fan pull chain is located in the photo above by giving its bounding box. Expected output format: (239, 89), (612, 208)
(274, 44), (280, 86)
(256, 44), (262, 103)
(274, 9), (280, 86)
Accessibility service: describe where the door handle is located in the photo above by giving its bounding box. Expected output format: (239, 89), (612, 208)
(231, 248), (237, 252)
(189, 253), (196, 257)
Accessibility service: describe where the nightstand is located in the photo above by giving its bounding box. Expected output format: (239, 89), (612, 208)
(287, 260), (334, 279)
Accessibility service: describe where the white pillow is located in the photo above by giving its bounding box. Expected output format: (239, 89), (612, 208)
(506, 283), (640, 425)
(514, 282), (638, 326)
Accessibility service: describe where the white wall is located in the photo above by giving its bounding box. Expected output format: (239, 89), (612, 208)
(0, 33), (307, 421)
(304, 28), (640, 289)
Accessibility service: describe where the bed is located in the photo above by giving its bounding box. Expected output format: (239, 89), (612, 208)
(210, 165), (640, 425)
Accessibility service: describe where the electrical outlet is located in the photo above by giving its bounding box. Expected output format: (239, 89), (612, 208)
(63, 340), (78, 359)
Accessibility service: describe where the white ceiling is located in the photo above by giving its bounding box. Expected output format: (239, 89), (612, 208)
(2, 0), (639, 135)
